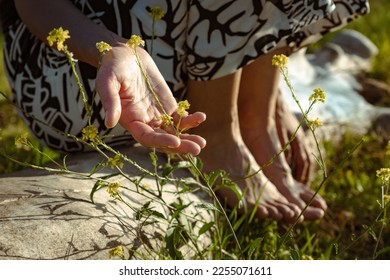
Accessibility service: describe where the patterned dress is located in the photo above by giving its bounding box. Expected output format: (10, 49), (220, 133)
(0, 0), (369, 152)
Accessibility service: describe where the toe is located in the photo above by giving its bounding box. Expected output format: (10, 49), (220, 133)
(255, 205), (269, 219)
(300, 190), (328, 211)
(271, 201), (296, 222)
(263, 204), (283, 220)
(302, 206), (325, 221)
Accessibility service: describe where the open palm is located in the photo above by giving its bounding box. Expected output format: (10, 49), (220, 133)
(95, 44), (206, 155)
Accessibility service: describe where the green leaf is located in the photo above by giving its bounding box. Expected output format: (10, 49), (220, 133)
(62, 154), (68, 170)
(165, 227), (184, 260)
(375, 246), (390, 259)
(198, 222), (214, 236)
(135, 201), (166, 221)
(204, 170), (222, 187)
(362, 224), (378, 241)
(88, 159), (107, 176)
(162, 160), (192, 177)
(219, 177), (243, 203)
(89, 173), (121, 203)
(195, 202), (222, 213)
(149, 151), (158, 168)
(89, 180), (107, 204)
(248, 237), (263, 259)
(188, 155), (203, 172)
(289, 249), (300, 260)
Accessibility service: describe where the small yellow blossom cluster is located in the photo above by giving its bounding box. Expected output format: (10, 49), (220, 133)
(307, 117), (323, 130)
(108, 245), (125, 259)
(107, 182), (121, 198)
(309, 88), (326, 104)
(82, 125), (99, 143)
(149, 6), (165, 20)
(107, 154), (124, 169)
(177, 100), (190, 117)
(377, 168), (390, 182)
(95, 35), (145, 56)
(160, 114), (173, 127)
(14, 134), (33, 151)
(126, 35), (145, 50)
(47, 27), (70, 51)
(15, 135), (29, 147)
(96, 41), (112, 54)
(272, 54), (289, 69)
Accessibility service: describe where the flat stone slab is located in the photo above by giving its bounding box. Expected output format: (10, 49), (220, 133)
(0, 145), (213, 260)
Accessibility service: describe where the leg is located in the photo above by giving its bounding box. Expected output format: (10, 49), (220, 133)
(238, 49), (327, 220)
(275, 94), (315, 184)
(186, 70), (302, 223)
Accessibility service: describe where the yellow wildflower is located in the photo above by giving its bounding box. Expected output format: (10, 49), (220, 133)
(14, 134), (32, 151)
(15, 135), (29, 147)
(377, 168), (390, 182)
(47, 27), (70, 51)
(107, 182), (121, 198)
(82, 125), (99, 143)
(307, 118), (323, 130)
(126, 35), (145, 49)
(149, 6), (165, 20)
(177, 100), (190, 117)
(272, 54), (289, 69)
(107, 154), (124, 169)
(309, 88), (326, 103)
(108, 245), (125, 259)
(160, 114), (173, 127)
(96, 41), (112, 54)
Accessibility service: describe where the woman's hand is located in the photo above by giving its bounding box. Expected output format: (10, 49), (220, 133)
(95, 44), (206, 155)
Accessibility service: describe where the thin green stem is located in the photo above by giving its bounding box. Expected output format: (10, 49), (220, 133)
(184, 154), (243, 255)
(276, 138), (365, 255)
(132, 48), (177, 133)
(280, 69), (327, 177)
(64, 48), (92, 122)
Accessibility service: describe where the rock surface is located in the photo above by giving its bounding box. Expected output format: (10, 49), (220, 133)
(0, 145), (213, 260)
(282, 29), (390, 142)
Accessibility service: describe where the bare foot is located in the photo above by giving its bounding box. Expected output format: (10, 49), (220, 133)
(187, 70), (303, 223)
(195, 130), (303, 223)
(240, 118), (327, 221)
(237, 48), (327, 221)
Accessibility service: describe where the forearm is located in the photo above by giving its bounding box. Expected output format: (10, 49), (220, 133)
(14, 0), (126, 67)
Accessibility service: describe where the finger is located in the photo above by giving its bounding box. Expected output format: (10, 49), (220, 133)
(179, 133), (207, 149)
(173, 112), (207, 130)
(126, 121), (181, 149)
(96, 70), (122, 128)
(155, 138), (203, 155)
